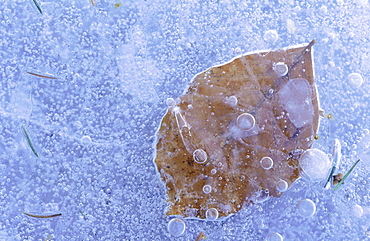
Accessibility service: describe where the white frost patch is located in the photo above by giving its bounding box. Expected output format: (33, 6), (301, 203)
(277, 78), (314, 129)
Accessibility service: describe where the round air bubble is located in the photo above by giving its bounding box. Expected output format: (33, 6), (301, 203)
(260, 157), (274, 170)
(296, 199), (316, 218)
(347, 73), (363, 88)
(225, 96), (238, 107)
(81, 135), (92, 145)
(276, 180), (288, 192)
(206, 208), (219, 221)
(167, 218), (186, 237)
(236, 113), (255, 131)
(299, 149), (331, 182)
(263, 30), (279, 44)
(193, 149), (207, 164)
(253, 189), (270, 203)
(202, 185), (212, 194)
(351, 204), (363, 218)
(166, 98), (176, 107)
(273, 62), (288, 77)
(266, 232), (284, 241)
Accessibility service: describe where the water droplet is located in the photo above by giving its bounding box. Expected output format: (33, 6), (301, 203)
(260, 157), (274, 170)
(236, 113), (255, 131)
(206, 208), (219, 221)
(193, 149), (207, 164)
(167, 218), (186, 237)
(276, 180), (288, 192)
(202, 185), (212, 194)
(299, 149), (331, 182)
(296, 199), (316, 218)
(263, 30), (278, 44)
(273, 62), (288, 77)
(267, 232), (284, 241)
(81, 135), (92, 145)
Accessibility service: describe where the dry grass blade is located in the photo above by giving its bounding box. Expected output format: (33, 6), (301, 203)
(334, 159), (361, 190)
(27, 72), (58, 79)
(22, 212), (62, 218)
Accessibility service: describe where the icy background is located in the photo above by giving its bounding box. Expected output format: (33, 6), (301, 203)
(0, 0), (370, 240)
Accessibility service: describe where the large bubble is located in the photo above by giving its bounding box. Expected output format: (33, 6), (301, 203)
(299, 149), (331, 182)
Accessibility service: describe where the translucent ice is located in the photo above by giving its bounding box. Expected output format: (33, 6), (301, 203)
(263, 30), (278, 44)
(347, 73), (363, 88)
(299, 149), (331, 182)
(277, 78), (314, 129)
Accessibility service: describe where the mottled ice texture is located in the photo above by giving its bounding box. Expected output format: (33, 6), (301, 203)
(278, 78), (314, 129)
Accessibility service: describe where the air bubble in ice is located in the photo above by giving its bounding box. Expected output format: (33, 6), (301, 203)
(193, 149), (207, 164)
(347, 73), (363, 88)
(263, 30), (278, 44)
(206, 208), (219, 221)
(211, 168), (217, 175)
(276, 180), (288, 192)
(167, 218), (186, 237)
(351, 204), (363, 218)
(236, 113), (255, 131)
(81, 135), (92, 145)
(166, 98), (176, 107)
(225, 96), (238, 107)
(252, 189), (270, 203)
(299, 149), (331, 182)
(260, 157), (274, 170)
(273, 62), (288, 77)
(296, 199), (316, 218)
(266, 232), (284, 241)
(203, 185), (212, 194)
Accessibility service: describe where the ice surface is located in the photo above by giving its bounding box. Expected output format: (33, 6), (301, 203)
(0, 0), (369, 240)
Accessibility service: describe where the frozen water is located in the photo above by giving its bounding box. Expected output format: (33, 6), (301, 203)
(263, 30), (279, 44)
(0, 0), (369, 240)
(299, 149), (331, 182)
(206, 208), (219, 221)
(266, 232), (284, 241)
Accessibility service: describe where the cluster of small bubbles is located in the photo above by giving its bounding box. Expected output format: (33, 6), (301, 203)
(276, 180), (288, 192)
(236, 113), (255, 131)
(167, 218), (186, 237)
(80, 135), (92, 145)
(296, 199), (316, 218)
(193, 149), (207, 164)
(225, 95), (238, 107)
(266, 232), (284, 241)
(206, 208), (219, 221)
(273, 62), (288, 77)
(260, 157), (274, 170)
(263, 30), (279, 44)
(202, 185), (212, 194)
(347, 73), (364, 88)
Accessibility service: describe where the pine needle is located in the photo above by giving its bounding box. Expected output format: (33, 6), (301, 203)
(334, 159), (361, 190)
(21, 125), (39, 157)
(22, 212), (62, 218)
(32, 0), (43, 14)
